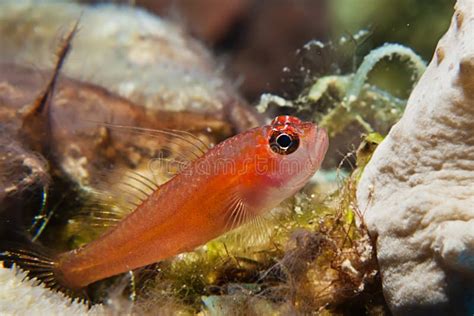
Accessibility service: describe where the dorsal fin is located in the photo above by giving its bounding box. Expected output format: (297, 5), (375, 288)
(70, 168), (160, 243)
(98, 122), (210, 160)
(67, 122), (211, 244)
(93, 121), (212, 185)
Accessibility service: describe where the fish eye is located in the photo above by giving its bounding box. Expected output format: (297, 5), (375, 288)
(269, 131), (300, 155)
(276, 134), (292, 148)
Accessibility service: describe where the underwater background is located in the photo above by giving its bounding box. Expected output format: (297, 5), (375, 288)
(0, 0), (463, 315)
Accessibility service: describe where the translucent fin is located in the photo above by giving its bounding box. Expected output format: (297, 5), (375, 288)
(92, 169), (158, 212)
(223, 194), (248, 232)
(221, 194), (275, 249)
(240, 213), (275, 245)
(84, 121), (211, 185)
(221, 211), (276, 250)
(0, 245), (87, 300)
(96, 122), (209, 162)
(73, 169), (159, 236)
(69, 122), (211, 240)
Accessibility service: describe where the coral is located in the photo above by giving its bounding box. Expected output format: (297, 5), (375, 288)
(357, 0), (474, 314)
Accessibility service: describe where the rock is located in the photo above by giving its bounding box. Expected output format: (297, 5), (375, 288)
(357, 0), (474, 314)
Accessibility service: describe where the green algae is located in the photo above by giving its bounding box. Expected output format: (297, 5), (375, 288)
(257, 41), (426, 138)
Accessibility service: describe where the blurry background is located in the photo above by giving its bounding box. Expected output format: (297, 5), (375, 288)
(80, 0), (453, 102)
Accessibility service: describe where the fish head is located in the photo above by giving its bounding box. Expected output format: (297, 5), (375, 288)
(240, 115), (329, 211)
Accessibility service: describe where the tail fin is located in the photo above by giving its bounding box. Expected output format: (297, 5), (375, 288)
(0, 243), (87, 301)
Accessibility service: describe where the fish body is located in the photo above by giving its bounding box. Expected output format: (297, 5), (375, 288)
(12, 116), (329, 290)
